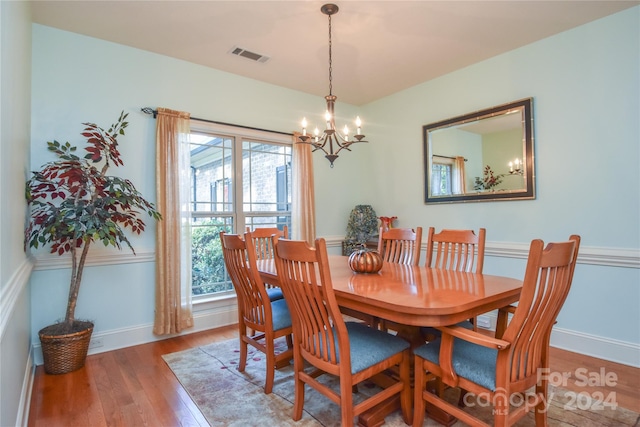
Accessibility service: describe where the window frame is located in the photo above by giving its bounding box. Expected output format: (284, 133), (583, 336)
(431, 157), (454, 196)
(189, 120), (292, 302)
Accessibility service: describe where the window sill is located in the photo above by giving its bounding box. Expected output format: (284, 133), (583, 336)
(193, 291), (237, 312)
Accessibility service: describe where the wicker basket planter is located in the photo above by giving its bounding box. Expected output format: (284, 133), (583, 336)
(39, 321), (94, 375)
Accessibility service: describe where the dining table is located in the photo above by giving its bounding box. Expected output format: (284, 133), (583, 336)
(257, 254), (523, 426)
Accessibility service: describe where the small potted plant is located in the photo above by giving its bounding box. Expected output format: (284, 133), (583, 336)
(474, 165), (506, 191)
(25, 111), (161, 374)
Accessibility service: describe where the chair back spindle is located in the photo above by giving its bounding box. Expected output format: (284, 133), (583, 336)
(377, 227), (423, 266)
(425, 227), (486, 273)
(246, 225), (288, 260)
(246, 226), (289, 291)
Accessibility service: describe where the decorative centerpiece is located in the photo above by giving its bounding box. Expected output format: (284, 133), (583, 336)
(348, 246), (383, 274)
(342, 204), (378, 256)
(379, 216), (397, 231)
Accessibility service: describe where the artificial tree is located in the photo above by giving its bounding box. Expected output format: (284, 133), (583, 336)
(25, 111), (161, 372)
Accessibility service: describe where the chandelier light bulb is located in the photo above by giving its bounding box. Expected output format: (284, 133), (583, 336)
(325, 110), (332, 128)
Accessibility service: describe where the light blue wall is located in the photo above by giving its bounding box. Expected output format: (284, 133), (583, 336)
(1, 1), (34, 426)
(363, 7), (639, 359)
(29, 24), (370, 241)
(26, 5), (640, 375)
(29, 23), (373, 358)
(365, 7), (639, 248)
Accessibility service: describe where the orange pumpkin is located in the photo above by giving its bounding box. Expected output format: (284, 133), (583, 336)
(348, 248), (383, 274)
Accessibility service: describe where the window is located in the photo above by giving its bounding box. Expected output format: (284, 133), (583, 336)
(431, 162), (452, 196)
(188, 121), (292, 297)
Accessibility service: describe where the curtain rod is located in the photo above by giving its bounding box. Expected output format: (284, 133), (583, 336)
(433, 154), (468, 162)
(140, 108), (293, 137)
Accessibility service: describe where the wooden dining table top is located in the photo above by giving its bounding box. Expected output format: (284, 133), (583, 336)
(257, 255), (523, 328)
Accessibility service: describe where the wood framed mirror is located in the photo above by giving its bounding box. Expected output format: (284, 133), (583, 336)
(423, 98), (535, 204)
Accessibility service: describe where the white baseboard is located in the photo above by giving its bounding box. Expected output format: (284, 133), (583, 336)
(477, 313), (640, 368)
(322, 236), (640, 268)
(17, 347), (35, 427)
(32, 304), (239, 365)
(32, 306), (639, 369)
(550, 327), (640, 368)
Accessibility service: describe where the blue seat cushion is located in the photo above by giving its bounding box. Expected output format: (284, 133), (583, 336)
(414, 336), (498, 391)
(343, 322), (410, 374)
(270, 298), (292, 331)
(266, 287), (284, 301)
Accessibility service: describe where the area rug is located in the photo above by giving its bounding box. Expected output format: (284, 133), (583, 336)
(162, 337), (639, 426)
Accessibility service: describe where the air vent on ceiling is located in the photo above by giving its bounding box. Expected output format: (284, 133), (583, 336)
(229, 46), (270, 63)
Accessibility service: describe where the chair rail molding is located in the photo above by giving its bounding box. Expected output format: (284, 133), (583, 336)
(483, 241), (639, 269)
(0, 258), (33, 339)
(30, 239), (640, 271)
(32, 248), (156, 270)
(324, 236), (640, 269)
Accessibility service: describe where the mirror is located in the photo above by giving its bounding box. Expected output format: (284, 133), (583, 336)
(423, 98), (535, 204)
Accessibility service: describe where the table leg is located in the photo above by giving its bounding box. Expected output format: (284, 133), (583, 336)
(358, 395), (400, 427)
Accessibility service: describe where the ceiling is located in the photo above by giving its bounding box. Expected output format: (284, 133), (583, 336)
(30, 1), (638, 106)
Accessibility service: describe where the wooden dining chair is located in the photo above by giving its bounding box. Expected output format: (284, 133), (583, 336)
(219, 231), (293, 394)
(375, 226), (423, 332)
(246, 225), (288, 260)
(377, 226), (423, 266)
(424, 227), (486, 332)
(413, 235), (580, 427)
(245, 226), (288, 300)
(425, 227), (486, 273)
(272, 237), (412, 427)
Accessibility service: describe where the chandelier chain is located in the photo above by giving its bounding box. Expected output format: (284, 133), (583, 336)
(328, 14), (333, 96)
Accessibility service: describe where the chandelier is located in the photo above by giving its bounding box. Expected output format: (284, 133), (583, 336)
(509, 158), (524, 175)
(298, 3), (367, 167)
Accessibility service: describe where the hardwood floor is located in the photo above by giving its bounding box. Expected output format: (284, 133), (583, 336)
(28, 325), (639, 426)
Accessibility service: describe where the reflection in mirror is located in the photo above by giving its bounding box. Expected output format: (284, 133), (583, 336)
(424, 98), (535, 204)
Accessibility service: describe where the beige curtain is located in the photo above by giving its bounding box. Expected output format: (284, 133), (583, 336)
(291, 132), (316, 245)
(452, 156), (467, 195)
(153, 107), (194, 335)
